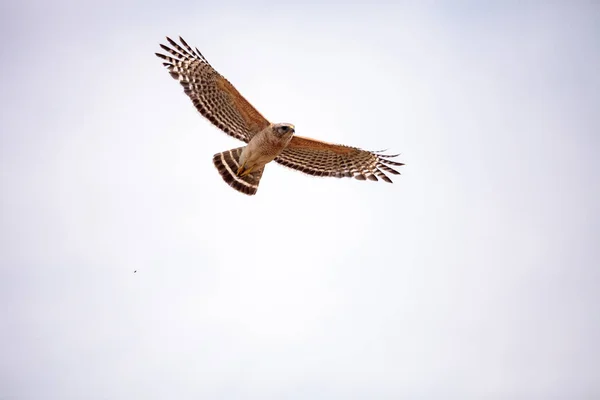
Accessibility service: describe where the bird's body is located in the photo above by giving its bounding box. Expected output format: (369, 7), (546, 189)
(238, 123), (295, 176)
(156, 36), (403, 195)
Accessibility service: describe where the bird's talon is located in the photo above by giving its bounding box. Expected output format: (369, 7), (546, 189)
(237, 166), (244, 176)
(240, 167), (253, 177)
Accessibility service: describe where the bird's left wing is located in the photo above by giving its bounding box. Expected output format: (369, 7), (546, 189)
(156, 37), (270, 143)
(275, 136), (404, 182)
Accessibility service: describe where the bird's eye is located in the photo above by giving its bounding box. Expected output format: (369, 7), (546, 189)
(280, 126), (289, 133)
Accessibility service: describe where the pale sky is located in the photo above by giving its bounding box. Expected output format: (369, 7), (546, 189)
(1, 1), (599, 399)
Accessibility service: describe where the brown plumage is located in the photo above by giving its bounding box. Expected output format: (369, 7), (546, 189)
(156, 36), (404, 195)
(213, 147), (265, 196)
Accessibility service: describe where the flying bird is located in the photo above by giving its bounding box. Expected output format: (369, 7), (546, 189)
(156, 36), (403, 195)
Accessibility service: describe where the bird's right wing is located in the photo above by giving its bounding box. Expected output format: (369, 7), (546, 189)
(156, 37), (270, 143)
(275, 136), (404, 182)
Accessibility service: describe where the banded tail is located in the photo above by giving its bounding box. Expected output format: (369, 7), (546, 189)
(212, 147), (265, 196)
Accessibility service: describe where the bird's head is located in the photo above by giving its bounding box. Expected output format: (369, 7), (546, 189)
(273, 123), (295, 138)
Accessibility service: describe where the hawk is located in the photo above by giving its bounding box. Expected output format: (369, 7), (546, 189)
(156, 36), (403, 195)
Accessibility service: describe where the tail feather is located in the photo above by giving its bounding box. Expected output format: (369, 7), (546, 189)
(212, 147), (264, 196)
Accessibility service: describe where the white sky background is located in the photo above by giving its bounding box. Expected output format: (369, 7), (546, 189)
(1, 1), (599, 399)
